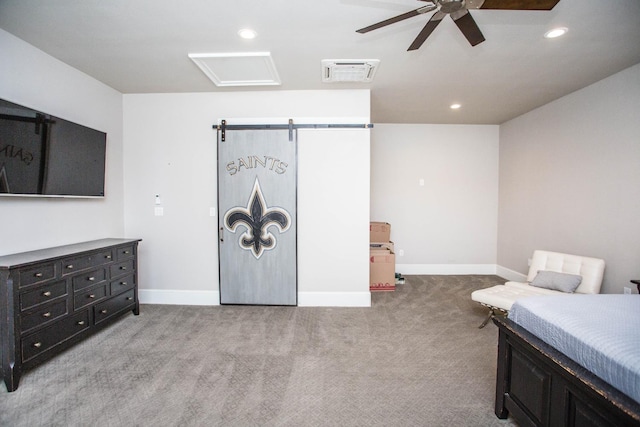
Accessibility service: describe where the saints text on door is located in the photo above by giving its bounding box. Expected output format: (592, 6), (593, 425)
(226, 155), (288, 176)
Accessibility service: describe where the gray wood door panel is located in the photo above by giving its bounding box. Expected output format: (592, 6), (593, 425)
(218, 129), (297, 305)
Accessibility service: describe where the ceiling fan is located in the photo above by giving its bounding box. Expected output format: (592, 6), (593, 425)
(356, 0), (561, 50)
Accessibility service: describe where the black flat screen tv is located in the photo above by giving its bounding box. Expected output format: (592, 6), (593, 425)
(0, 98), (106, 198)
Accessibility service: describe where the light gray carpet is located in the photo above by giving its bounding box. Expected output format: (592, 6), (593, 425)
(0, 275), (516, 426)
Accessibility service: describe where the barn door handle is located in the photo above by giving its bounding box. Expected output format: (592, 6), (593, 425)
(219, 226), (224, 243)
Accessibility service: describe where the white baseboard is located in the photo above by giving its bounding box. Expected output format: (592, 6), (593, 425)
(495, 265), (527, 282)
(396, 264), (497, 275)
(138, 289), (220, 306)
(298, 291), (371, 307)
(138, 265), (525, 307)
(139, 289), (371, 307)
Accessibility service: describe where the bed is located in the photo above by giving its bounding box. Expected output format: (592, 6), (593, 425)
(493, 294), (640, 427)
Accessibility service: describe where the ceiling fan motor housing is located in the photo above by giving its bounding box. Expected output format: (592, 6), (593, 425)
(437, 0), (466, 14)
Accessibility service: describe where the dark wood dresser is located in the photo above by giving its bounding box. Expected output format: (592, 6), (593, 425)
(0, 238), (141, 392)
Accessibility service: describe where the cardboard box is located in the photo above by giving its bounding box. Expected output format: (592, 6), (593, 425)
(370, 222), (391, 243)
(370, 241), (394, 252)
(370, 248), (395, 292)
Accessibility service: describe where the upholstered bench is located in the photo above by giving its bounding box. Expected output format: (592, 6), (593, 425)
(472, 250), (606, 328)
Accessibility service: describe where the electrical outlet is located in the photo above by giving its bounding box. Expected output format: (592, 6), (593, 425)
(399, 249), (404, 256)
(624, 287), (632, 295)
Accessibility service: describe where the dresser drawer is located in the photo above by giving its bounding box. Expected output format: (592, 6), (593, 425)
(94, 289), (135, 325)
(20, 280), (67, 311)
(116, 245), (135, 261)
(73, 283), (108, 310)
(72, 268), (106, 291)
(110, 259), (134, 278)
(110, 273), (135, 295)
(21, 310), (90, 362)
(20, 300), (68, 333)
(61, 250), (114, 275)
(18, 263), (56, 288)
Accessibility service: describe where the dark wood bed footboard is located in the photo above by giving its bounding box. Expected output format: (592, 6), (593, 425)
(493, 317), (640, 427)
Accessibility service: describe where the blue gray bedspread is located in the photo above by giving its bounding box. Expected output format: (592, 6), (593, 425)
(509, 294), (640, 404)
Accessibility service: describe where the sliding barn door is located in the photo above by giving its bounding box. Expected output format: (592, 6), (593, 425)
(218, 129), (297, 305)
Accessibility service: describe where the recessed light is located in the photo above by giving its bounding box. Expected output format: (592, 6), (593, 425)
(544, 27), (568, 39)
(450, 103), (461, 110)
(238, 28), (257, 39)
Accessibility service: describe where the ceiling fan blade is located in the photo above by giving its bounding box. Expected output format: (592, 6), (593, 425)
(356, 5), (436, 34)
(407, 11), (446, 51)
(451, 9), (485, 46)
(477, 0), (560, 10)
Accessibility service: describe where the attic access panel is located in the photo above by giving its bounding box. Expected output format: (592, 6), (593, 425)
(189, 52), (281, 87)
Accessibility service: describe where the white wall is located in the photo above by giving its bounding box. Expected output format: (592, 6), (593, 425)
(370, 124), (499, 274)
(498, 63), (640, 294)
(123, 91), (371, 306)
(5, 24), (635, 298)
(0, 29), (125, 255)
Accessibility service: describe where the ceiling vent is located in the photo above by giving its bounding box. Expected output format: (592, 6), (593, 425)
(188, 52), (281, 87)
(321, 59), (380, 83)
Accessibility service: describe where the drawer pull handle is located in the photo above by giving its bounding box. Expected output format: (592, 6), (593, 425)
(43, 312), (52, 318)
(126, 297), (133, 301)
(42, 291), (52, 297)
(88, 294), (96, 299)
(105, 255), (112, 259)
(100, 309), (108, 314)
(33, 342), (42, 348)
(88, 276), (95, 281)
(77, 320), (85, 326)
(120, 281), (127, 286)
(34, 272), (43, 278)
(120, 266), (127, 270)
(124, 250), (130, 254)
(66, 264), (74, 269)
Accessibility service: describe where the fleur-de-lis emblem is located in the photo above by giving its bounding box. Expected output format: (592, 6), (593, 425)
(224, 178), (291, 259)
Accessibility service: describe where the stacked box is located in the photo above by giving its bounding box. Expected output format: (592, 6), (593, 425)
(370, 222), (391, 242)
(369, 221), (395, 291)
(370, 248), (395, 291)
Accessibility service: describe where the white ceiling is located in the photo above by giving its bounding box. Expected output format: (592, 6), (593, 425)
(0, 0), (639, 124)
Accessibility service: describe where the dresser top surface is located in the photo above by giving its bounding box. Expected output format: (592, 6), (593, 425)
(0, 238), (141, 269)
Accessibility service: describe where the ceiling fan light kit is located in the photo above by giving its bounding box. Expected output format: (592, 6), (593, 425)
(356, 0), (561, 50)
